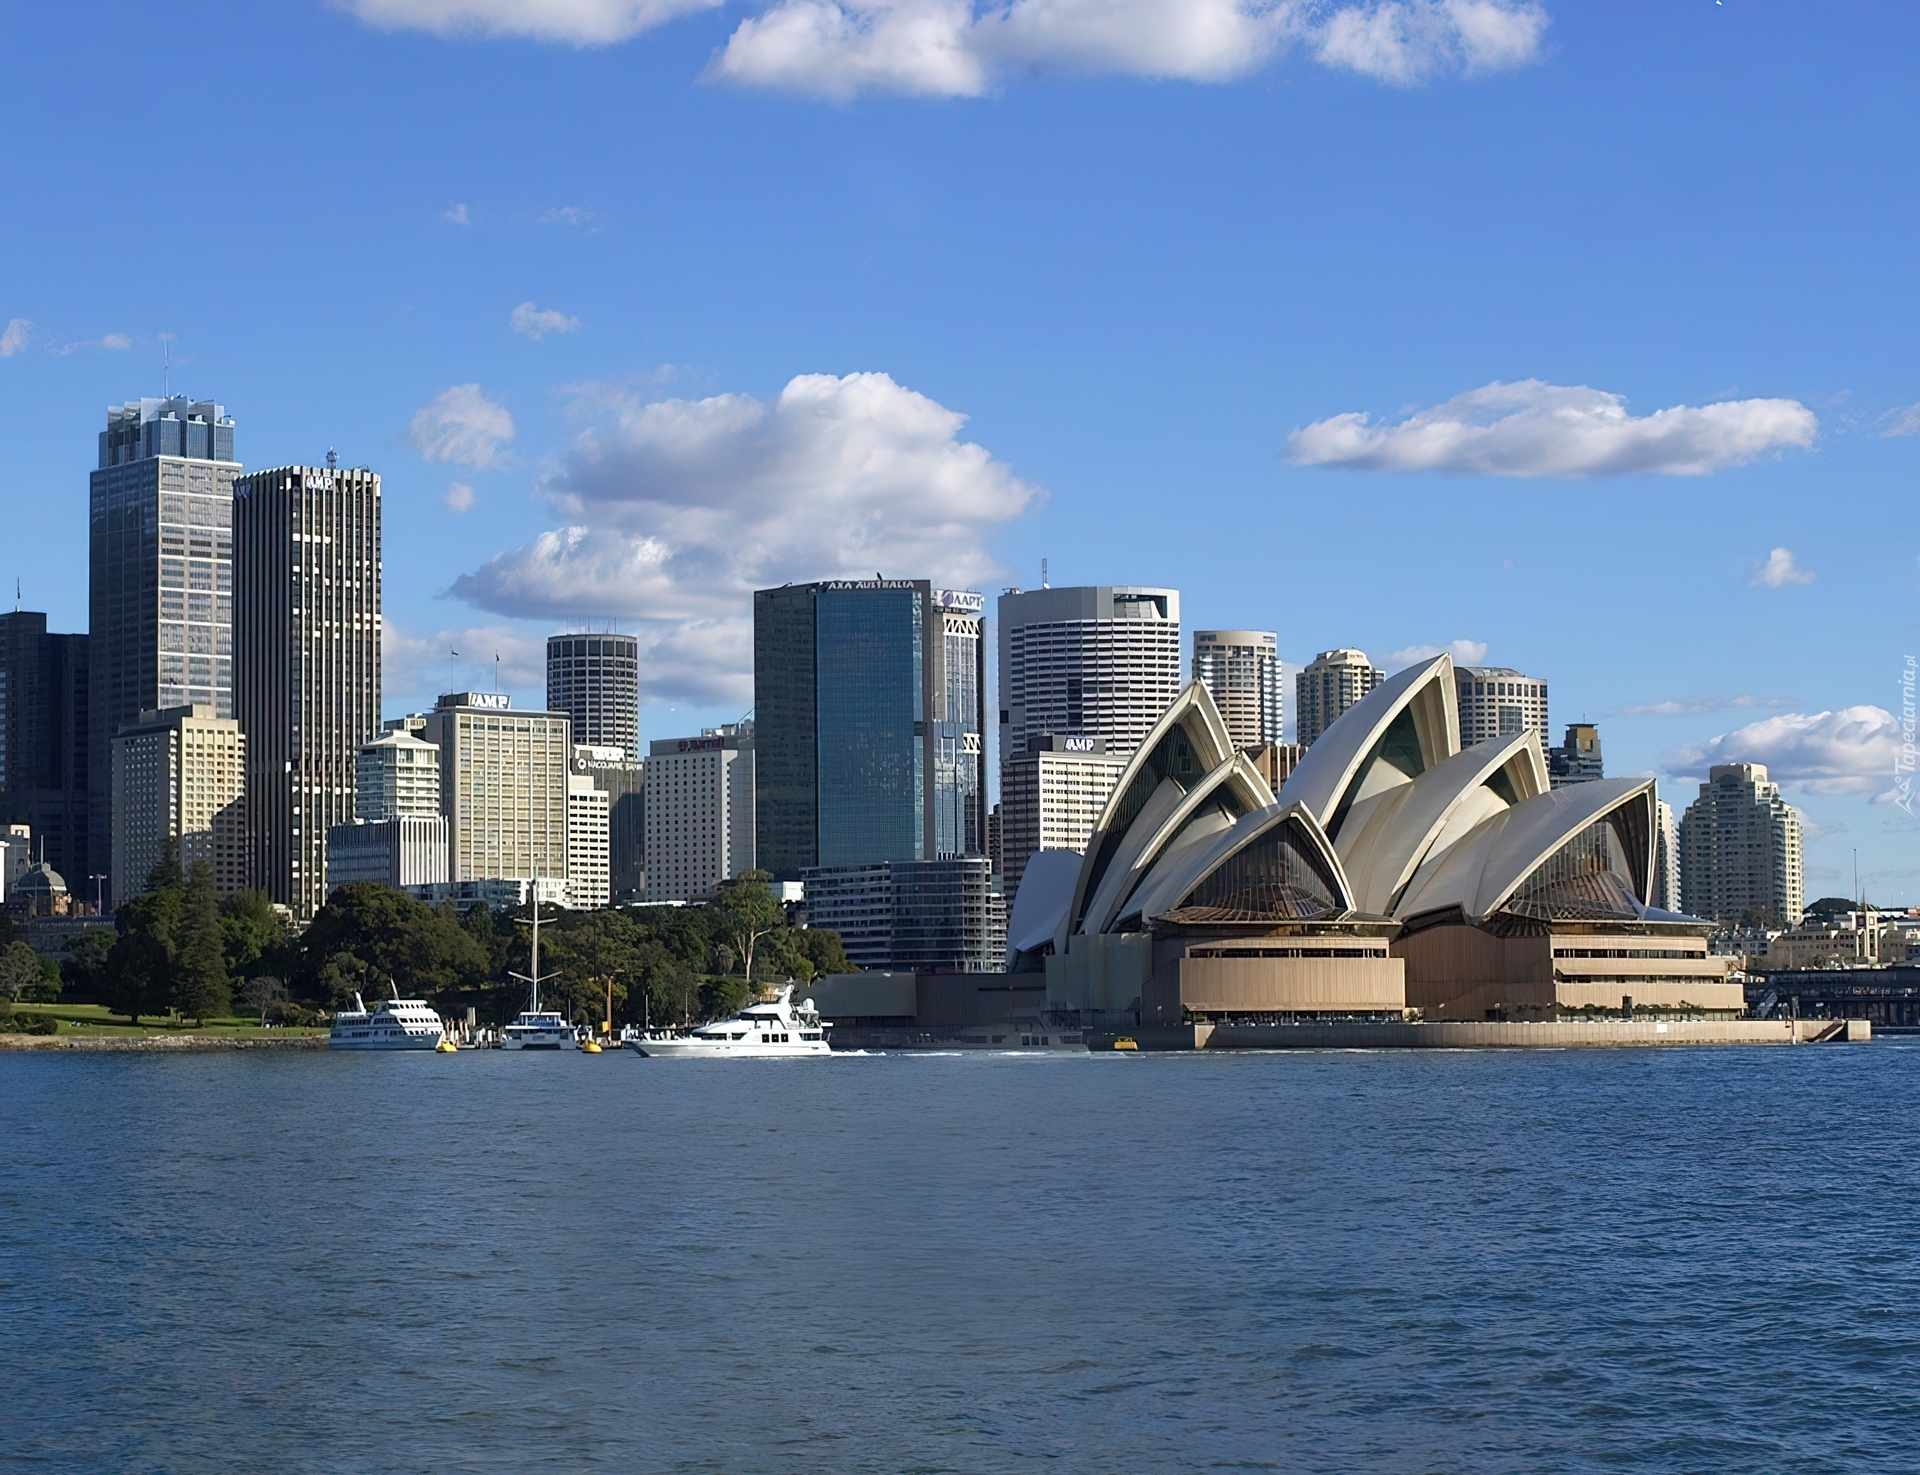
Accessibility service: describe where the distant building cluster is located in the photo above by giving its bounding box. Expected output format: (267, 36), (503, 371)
(0, 388), (1813, 985)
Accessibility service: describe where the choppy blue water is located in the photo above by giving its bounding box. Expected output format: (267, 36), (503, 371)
(4, 1043), (1919, 1473)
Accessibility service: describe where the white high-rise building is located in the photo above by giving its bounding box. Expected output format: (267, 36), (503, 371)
(325, 816), (449, 895)
(997, 585), (1180, 790)
(998, 734), (1127, 899)
(1653, 797), (1681, 913)
(1455, 666), (1549, 750)
(646, 725), (754, 902)
(1679, 764), (1804, 926)
(1295, 649), (1382, 747)
(546, 631), (639, 760)
(355, 728), (442, 821)
(566, 759), (611, 910)
(110, 704), (247, 901)
(422, 692), (570, 889)
(1192, 630), (1280, 751)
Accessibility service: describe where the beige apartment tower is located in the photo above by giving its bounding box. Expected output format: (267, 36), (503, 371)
(110, 704), (247, 901)
(646, 726), (755, 902)
(1193, 630), (1280, 751)
(1455, 665), (1550, 750)
(233, 463), (382, 920)
(566, 754), (612, 910)
(422, 693), (570, 888)
(1295, 649), (1382, 747)
(999, 734), (1127, 900)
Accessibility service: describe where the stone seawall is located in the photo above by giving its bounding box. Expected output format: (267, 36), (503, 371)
(0, 1032), (329, 1052)
(1089, 1018), (1871, 1051)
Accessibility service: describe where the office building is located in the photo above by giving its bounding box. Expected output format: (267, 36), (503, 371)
(566, 763), (611, 909)
(324, 815), (450, 894)
(755, 581), (985, 879)
(1547, 723), (1602, 788)
(1653, 798), (1681, 913)
(547, 631), (640, 760)
(1455, 665), (1549, 749)
(997, 585), (1180, 784)
(572, 745), (645, 901)
(355, 727), (442, 820)
(1245, 742), (1305, 792)
(0, 613), (92, 895)
(1678, 763), (1804, 927)
(1193, 630), (1280, 751)
(804, 857), (1006, 973)
(646, 725), (753, 902)
(1295, 649), (1382, 747)
(421, 692), (570, 888)
(110, 704), (247, 902)
(999, 734), (1127, 900)
(89, 396), (240, 903)
(234, 463), (382, 920)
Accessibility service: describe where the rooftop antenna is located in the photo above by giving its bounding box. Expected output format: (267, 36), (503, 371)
(449, 649), (459, 694)
(493, 651), (501, 692)
(162, 335), (170, 398)
(1041, 557), (1049, 589)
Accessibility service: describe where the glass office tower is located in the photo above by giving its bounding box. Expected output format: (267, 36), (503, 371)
(753, 580), (985, 880)
(89, 396), (240, 904)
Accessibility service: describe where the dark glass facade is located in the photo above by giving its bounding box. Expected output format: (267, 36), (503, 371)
(754, 580), (985, 880)
(0, 614), (92, 892)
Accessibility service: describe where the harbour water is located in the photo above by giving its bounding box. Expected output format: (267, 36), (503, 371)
(5, 1043), (1920, 1472)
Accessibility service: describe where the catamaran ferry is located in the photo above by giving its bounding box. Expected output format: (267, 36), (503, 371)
(329, 992), (448, 1051)
(627, 986), (831, 1058)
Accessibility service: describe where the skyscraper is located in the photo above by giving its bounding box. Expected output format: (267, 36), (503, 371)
(1295, 649), (1382, 747)
(571, 745), (645, 901)
(421, 692), (570, 896)
(233, 463), (382, 920)
(1192, 629), (1280, 750)
(546, 631), (640, 760)
(565, 761), (611, 909)
(0, 613), (92, 895)
(89, 396), (239, 903)
(1547, 723), (1602, 788)
(997, 586), (1181, 783)
(754, 580), (985, 880)
(110, 704), (247, 902)
(645, 726), (754, 902)
(1653, 797), (1681, 913)
(1678, 763), (1804, 926)
(354, 728), (441, 821)
(1455, 665), (1550, 749)
(998, 733), (1127, 899)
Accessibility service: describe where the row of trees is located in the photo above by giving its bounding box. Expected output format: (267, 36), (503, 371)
(58, 862), (852, 1029)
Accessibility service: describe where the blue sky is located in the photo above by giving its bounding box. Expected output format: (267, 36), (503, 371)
(3, 0), (1916, 899)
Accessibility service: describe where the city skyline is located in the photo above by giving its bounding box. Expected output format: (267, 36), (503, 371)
(0, 4), (1914, 900)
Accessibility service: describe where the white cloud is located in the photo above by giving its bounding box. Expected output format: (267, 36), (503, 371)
(1665, 707), (1905, 797)
(1286, 379), (1818, 477)
(382, 621), (547, 710)
(1617, 695), (1789, 718)
(1314, 0), (1546, 84)
(445, 481), (476, 512)
(409, 384), (516, 469)
(451, 370), (1041, 703)
(345, 0), (719, 43)
(1386, 637), (1486, 669)
(444, 202), (472, 225)
(0, 320), (29, 357)
(1750, 546), (1813, 588)
(510, 302), (581, 339)
(100, 333), (134, 351)
(710, 0), (1547, 99)
(539, 205), (597, 229)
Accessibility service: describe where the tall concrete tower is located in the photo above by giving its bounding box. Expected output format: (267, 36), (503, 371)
(1193, 629), (1280, 751)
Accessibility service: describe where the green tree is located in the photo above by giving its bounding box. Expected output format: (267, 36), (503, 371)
(295, 884), (491, 1008)
(61, 929), (116, 1000)
(219, 889), (288, 981)
(171, 860), (232, 1024)
(0, 941), (41, 1001)
(539, 910), (641, 1028)
(21, 956), (64, 1003)
(793, 927), (856, 977)
(713, 870), (782, 986)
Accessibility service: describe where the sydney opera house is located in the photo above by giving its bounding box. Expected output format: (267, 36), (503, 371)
(1006, 654), (1741, 1025)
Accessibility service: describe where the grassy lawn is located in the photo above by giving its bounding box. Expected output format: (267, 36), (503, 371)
(2, 1003), (326, 1039)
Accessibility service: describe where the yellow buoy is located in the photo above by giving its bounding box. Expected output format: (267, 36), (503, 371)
(436, 1037), (458, 1053)
(1112, 1037), (1139, 1051)
(578, 1038), (603, 1053)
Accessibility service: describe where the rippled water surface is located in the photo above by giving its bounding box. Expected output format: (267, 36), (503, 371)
(5, 1042), (1920, 1472)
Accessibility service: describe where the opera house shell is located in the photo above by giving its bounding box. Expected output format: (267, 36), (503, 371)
(1006, 654), (1741, 1026)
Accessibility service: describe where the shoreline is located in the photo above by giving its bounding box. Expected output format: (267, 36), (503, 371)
(0, 1032), (330, 1052)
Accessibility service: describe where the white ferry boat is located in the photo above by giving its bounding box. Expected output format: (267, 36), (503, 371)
(628, 986), (831, 1058)
(329, 991), (447, 1051)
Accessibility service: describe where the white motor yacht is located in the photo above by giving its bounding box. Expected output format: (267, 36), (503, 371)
(628, 986), (831, 1058)
(329, 990), (447, 1051)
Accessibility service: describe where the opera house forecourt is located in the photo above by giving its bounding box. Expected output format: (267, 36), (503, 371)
(1005, 654), (1856, 1048)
